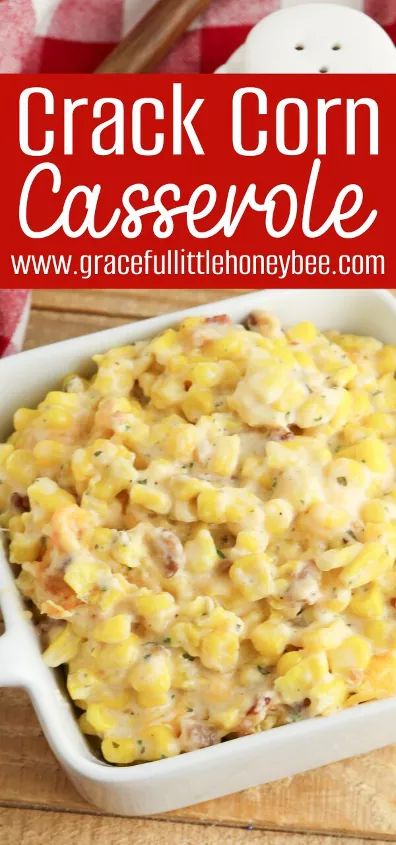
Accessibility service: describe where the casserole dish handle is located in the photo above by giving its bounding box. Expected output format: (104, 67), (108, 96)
(0, 553), (38, 688)
(0, 629), (26, 687)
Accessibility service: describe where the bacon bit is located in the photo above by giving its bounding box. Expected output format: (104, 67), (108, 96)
(267, 428), (294, 442)
(43, 573), (81, 612)
(246, 695), (271, 717)
(246, 313), (258, 327)
(390, 597), (396, 609)
(184, 380), (192, 391)
(151, 528), (185, 577)
(218, 558), (232, 573)
(231, 726), (255, 738)
(245, 310), (282, 338)
(347, 669), (364, 687)
(289, 424), (304, 436)
(132, 381), (149, 406)
(10, 492), (30, 512)
(116, 490), (130, 512)
(41, 600), (73, 620)
(296, 560), (315, 580)
(204, 314), (231, 325)
(180, 719), (220, 751)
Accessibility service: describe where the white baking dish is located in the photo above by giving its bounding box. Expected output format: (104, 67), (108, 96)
(1, 288), (396, 817)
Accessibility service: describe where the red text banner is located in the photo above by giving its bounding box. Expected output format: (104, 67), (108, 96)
(0, 73), (394, 288)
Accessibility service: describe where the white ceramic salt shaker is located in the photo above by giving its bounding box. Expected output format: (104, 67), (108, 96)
(216, 0), (396, 73)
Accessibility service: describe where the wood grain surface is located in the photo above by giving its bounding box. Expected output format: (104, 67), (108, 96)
(2, 287), (396, 844)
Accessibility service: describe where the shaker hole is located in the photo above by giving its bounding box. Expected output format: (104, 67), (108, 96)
(295, 44), (304, 50)
(319, 66), (329, 73)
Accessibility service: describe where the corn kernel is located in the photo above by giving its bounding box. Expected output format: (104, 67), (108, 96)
(129, 651), (171, 693)
(197, 488), (227, 524)
(364, 652), (396, 697)
(251, 619), (290, 663)
(208, 435), (240, 477)
(340, 542), (392, 588)
(376, 345), (396, 375)
(185, 529), (218, 573)
(98, 635), (141, 670)
(361, 499), (388, 523)
(9, 533), (41, 564)
(135, 592), (176, 632)
(229, 553), (273, 601)
(63, 559), (101, 598)
(29, 478), (75, 514)
(276, 650), (303, 675)
(33, 439), (69, 469)
(85, 704), (116, 735)
(339, 437), (388, 474)
(164, 424), (197, 460)
(329, 635), (372, 675)
(309, 676), (347, 715)
(365, 412), (396, 437)
(182, 387), (214, 422)
(93, 614), (132, 644)
(78, 713), (97, 736)
(348, 584), (384, 618)
(137, 690), (169, 708)
(43, 625), (81, 667)
(102, 738), (137, 764)
(142, 725), (179, 759)
(301, 620), (349, 651)
(200, 630), (239, 672)
(287, 321), (317, 343)
(316, 543), (361, 572)
(13, 408), (37, 431)
(264, 499), (294, 536)
(168, 621), (201, 654)
(191, 361), (224, 387)
(364, 619), (389, 648)
(6, 449), (37, 488)
(211, 708), (241, 731)
(130, 484), (171, 515)
(275, 653), (329, 704)
(67, 668), (99, 701)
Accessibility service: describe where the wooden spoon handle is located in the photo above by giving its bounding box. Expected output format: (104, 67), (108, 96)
(95, 0), (213, 74)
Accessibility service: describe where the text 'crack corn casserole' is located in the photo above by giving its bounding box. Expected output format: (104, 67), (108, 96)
(2, 310), (396, 766)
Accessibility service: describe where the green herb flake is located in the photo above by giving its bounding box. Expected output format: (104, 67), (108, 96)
(137, 479), (148, 485)
(94, 450), (102, 457)
(337, 476), (347, 486)
(257, 665), (270, 676)
(216, 548), (226, 559)
(290, 712), (303, 722)
(183, 652), (196, 661)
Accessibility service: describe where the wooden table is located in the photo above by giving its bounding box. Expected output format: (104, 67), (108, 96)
(2, 288), (396, 845)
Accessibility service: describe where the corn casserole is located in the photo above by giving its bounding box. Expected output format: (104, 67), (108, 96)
(2, 310), (396, 765)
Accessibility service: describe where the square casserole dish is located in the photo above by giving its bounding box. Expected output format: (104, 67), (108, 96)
(1, 288), (396, 817)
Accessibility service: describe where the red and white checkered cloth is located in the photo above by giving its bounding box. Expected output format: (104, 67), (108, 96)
(0, 292), (31, 356)
(0, 0), (395, 73)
